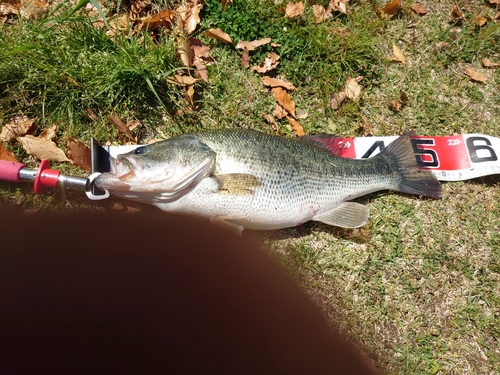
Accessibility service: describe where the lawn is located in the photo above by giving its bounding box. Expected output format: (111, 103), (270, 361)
(1, 0), (499, 373)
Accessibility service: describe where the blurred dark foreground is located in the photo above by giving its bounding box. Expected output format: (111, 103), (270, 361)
(0, 210), (379, 374)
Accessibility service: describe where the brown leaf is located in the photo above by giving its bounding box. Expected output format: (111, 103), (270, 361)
(487, 0), (500, 4)
(106, 113), (136, 141)
(67, 137), (91, 172)
(193, 60), (208, 81)
(274, 104), (287, 119)
(272, 87), (296, 117)
(0, 142), (18, 162)
(410, 3), (427, 15)
(261, 112), (279, 133)
(177, 36), (192, 67)
(184, 84), (196, 110)
(452, 5), (464, 20)
(390, 99), (401, 111)
(138, 9), (175, 30)
(474, 16), (487, 27)
(465, 67), (487, 82)
(329, 0), (348, 15)
(261, 76), (296, 91)
(433, 41), (449, 53)
(191, 39), (211, 59)
(0, 0), (21, 17)
(400, 92), (409, 104)
(39, 125), (58, 141)
(251, 52), (280, 73)
(345, 77), (363, 100)
(179, 0), (203, 34)
(392, 43), (406, 64)
(204, 28), (233, 44)
(312, 5), (331, 24)
(241, 47), (250, 68)
(382, 0), (400, 16)
(167, 74), (199, 85)
(284, 1), (304, 18)
(0, 116), (35, 142)
(329, 91), (347, 109)
(286, 116), (304, 136)
(482, 58), (500, 68)
(235, 38), (272, 51)
(18, 135), (69, 162)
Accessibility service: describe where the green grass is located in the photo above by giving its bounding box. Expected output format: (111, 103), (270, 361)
(1, 0), (500, 373)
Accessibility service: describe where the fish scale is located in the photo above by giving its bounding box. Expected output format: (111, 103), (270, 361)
(95, 129), (442, 231)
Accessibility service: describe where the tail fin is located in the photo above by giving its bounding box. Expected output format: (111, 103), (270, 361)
(381, 131), (442, 199)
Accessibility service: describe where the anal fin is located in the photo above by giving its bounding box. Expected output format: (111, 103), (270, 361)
(313, 202), (369, 228)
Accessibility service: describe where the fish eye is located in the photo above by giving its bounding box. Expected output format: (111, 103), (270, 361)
(134, 146), (146, 155)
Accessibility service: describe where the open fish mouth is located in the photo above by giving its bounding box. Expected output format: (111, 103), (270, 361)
(111, 156), (137, 181)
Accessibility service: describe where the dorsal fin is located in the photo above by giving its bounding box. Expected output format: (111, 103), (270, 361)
(300, 134), (350, 157)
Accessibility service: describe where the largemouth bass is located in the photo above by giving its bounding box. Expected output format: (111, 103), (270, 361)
(95, 129), (442, 231)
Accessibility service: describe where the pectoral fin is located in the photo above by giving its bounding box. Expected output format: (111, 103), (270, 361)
(215, 173), (261, 196)
(313, 202), (369, 228)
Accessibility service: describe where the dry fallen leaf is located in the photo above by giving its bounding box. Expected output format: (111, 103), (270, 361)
(329, 91), (347, 109)
(272, 87), (296, 118)
(251, 52), (280, 73)
(487, 0), (500, 4)
(474, 16), (487, 27)
(390, 99), (401, 111)
(482, 58), (500, 68)
(392, 43), (406, 64)
(204, 28), (233, 44)
(433, 41), (449, 53)
(193, 60), (208, 81)
(0, 142), (18, 162)
(261, 76), (296, 91)
(465, 67), (487, 82)
(241, 47), (250, 68)
(138, 9), (175, 30)
(167, 74), (199, 85)
(0, 116), (35, 142)
(345, 76), (363, 100)
(18, 135), (69, 162)
(39, 125), (58, 141)
(452, 5), (464, 21)
(381, 0), (400, 17)
(274, 104), (287, 119)
(286, 115), (304, 136)
(235, 38), (271, 51)
(312, 5), (331, 24)
(330, 0), (348, 15)
(410, 3), (427, 15)
(67, 137), (91, 172)
(261, 112), (279, 133)
(184, 84), (196, 110)
(400, 91), (409, 104)
(176, 36), (192, 67)
(178, 0), (203, 34)
(0, 0), (21, 18)
(284, 1), (304, 18)
(106, 113), (136, 142)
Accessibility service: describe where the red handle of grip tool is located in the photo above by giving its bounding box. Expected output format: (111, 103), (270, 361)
(0, 160), (25, 183)
(34, 160), (60, 194)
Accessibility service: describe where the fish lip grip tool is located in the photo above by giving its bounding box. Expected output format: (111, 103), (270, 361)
(0, 158), (109, 200)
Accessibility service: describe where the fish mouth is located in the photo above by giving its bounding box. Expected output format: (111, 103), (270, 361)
(111, 156), (141, 181)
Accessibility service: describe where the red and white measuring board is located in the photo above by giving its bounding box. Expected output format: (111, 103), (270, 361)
(333, 134), (500, 181)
